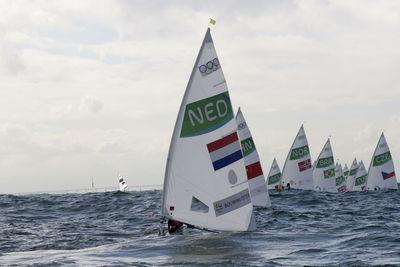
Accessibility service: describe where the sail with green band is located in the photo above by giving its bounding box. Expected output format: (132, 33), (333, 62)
(281, 125), (313, 190)
(235, 107), (271, 207)
(351, 160), (367, 191)
(366, 133), (398, 190)
(241, 137), (256, 157)
(312, 138), (337, 192)
(160, 28), (256, 235)
(335, 164), (347, 192)
(346, 158), (358, 191)
(267, 158), (282, 190)
(180, 91), (233, 137)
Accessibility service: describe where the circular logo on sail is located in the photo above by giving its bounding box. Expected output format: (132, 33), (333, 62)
(199, 57), (220, 76)
(237, 122), (247, 130)
(228, 169), (238, 184)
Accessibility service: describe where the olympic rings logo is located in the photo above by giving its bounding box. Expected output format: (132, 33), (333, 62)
(237, 122), (247, 130)
(199, 57), (220, 76)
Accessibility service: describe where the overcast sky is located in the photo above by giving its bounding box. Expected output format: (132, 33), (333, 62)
(1, 0), (400, 193)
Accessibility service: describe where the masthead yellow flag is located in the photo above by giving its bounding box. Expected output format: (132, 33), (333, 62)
(209, 18), (216, 25)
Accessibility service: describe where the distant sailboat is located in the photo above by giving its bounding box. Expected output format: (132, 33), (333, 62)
(235, 107), (271, 207)
(346, 158), (358, 191)
(159, 28), (256, 235)
(366, 133), (398, 190)
(352, 160), (367, 191)
(343, 164), (349, 179)
(312, 138), (337, 192)
(267, 158), (282, 190)
(335, 164), (347, 192)
(281, 125), (313, 190)
(119, 175), (128, 192)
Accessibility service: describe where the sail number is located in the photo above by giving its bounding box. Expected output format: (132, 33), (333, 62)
(180, 91), (233, 137)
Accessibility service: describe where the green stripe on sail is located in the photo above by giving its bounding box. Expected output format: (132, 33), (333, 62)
(344, 171), (349, 176)
(180, 91), (233, 137)
(268, 173), (281, 185)
(316, 156), (334, 168)
(349, 168), (358, 176)
(241, 137), (255, 157)
(336, 176), (345, 186)
(373, 151), (392, 166)
(355, 175), (367, 186)
(324, 168), (335, 178)
(289, 145), (310, 160)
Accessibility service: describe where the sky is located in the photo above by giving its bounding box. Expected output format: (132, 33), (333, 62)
(1, 0), (400, 194)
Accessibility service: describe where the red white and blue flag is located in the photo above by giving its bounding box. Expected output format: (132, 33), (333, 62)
(382, 171), (395, 180)
(207, 132), (243, 171)
(298, 158), (312, 172)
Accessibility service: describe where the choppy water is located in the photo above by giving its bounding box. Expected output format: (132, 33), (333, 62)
(1, 189), (400, 266)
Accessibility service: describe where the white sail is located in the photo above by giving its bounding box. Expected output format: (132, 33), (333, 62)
(335, 164), (347, 192)
(366, 133), (398, 190)
(235, 107), (271, 207)
(281, 125), (313, 190)
(346, 158), (358, 191)
(119, 175), (128, 192)
(312, 138), (337, 192)
(267, 158), (282, 190)
(352, 160), (367, 191)
(160, 28), (256, 233)
(343, 164), (349, 179)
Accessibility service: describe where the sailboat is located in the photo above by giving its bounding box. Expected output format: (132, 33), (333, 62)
(281, 125), (313, 190)
(267, 158), (282, 190)
(119, 175), (128, 192)
(352, 160), (367, 191)
(335, 164), (347, 192)
(159, 28), (256, 235)
(343, 164), (349, 179)
(235, 107), (271, 207)
(366, 133), (398, 190)
(346, 158), (358, 191)
(312, 138), (337, 192)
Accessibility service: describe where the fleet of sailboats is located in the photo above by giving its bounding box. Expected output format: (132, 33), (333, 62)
(158, 26), (399, 235)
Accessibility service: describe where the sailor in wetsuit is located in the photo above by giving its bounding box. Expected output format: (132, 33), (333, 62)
(168, 219), (183, 234)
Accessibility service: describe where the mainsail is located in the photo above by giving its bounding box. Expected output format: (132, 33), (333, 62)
(343, 164), (349, 179)
(335, 164), (347, 192)
(312, 138), (337, 192)
(352, 160), (367, 191)
(235, 107), (271, 207)
(281, 125), (313, 190)
(267, 158), (282, 190)
(366, 133), (398, 190)
(346, 158), (358, 191)
(160, 28), (256, 234)
(119, 175), (128, 192)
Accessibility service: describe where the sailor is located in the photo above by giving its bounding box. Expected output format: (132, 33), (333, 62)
(286, 183), (291, 190)
(168, 219), (183, 234)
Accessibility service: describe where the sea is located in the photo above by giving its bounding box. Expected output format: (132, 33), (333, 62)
(1, 189), (400, 266)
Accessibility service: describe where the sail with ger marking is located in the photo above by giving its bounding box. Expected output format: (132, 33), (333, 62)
(267, 158), (282, 190)
(346, 158), (358, 191)
(366, 133), (398, 190)
(352, 160), (367, 191)
(312, 138), (337, 192)
(160, 28), (256, 233)
(281, 125), (313, 190)
(235, 107), (271, 207)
